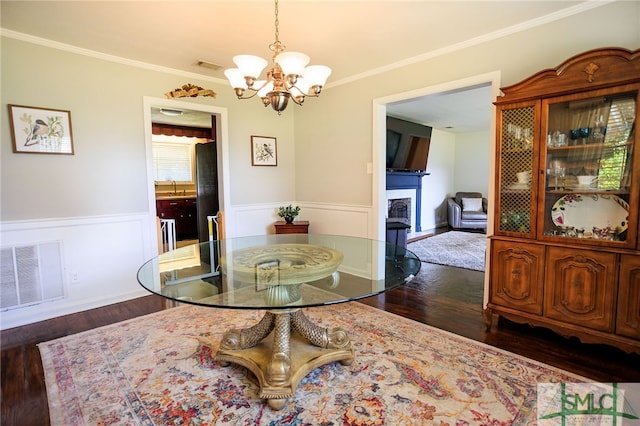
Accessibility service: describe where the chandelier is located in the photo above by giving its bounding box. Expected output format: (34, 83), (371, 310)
(224, 0), (331, 115)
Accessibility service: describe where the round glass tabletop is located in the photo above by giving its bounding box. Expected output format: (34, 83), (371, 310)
(137, 234), (421, 310)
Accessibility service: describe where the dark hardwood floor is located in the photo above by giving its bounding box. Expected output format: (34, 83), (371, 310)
(2, 257), (639, 425)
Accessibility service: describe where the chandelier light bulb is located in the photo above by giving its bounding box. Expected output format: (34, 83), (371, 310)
(233, 55), (268, 79)
(274, 51), (310, 77)
(302, 65), (332, 88)
(224, 68), (248, 89)
(290, 77), (310, 100)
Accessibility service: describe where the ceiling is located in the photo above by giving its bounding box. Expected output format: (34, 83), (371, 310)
(387, 83), (492, 133)
(2, 1), (596, 132)
(150, 107), (214, 128)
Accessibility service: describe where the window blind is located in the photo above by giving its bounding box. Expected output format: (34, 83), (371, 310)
(599, 95), (636, 190)
(152, 141), (193, 182)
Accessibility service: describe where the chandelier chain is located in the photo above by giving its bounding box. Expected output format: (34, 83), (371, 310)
(274, 0), (280, 44)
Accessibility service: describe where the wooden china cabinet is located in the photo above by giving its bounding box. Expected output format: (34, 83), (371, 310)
(485, 47), (640, 354)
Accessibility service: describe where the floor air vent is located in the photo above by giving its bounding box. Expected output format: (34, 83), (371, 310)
(1, 242), (65, 310)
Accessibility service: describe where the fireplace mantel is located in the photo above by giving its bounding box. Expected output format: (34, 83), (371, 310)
(386, 171), (429, 232)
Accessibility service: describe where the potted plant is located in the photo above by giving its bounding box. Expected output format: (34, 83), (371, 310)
(278, 204), (300, 224)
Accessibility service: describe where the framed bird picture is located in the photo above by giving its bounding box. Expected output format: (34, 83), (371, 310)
(8, 105), (74, 155)
(251, 135), (277, 166)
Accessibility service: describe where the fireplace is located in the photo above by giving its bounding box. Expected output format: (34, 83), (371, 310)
(386, 189), (416, 233)
(386, 171), (429, 232)
(388, 198), (411, 226)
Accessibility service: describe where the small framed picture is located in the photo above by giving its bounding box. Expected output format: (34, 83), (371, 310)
(256, 260), (279, 290)
(8, 105), (74, 155)
(251, 135), (277, 166)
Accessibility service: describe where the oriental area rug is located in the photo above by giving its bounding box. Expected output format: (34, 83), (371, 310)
(39, 302), (585, 425)
(408, 231), (487, 272)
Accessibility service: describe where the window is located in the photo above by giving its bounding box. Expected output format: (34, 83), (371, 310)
(597, 95), (635, 190)
(152, 135), (199, 183)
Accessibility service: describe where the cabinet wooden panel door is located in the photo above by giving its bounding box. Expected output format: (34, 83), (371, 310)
(617, 255), (640, 339)
(490, 240), (545, 315)
(180, 198), (197, 239)
(544, 247), (617, 332)
(156, 198), (198, 240)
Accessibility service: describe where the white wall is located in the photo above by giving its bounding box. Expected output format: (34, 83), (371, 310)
(453, 131), (491, 197)
(294, 1), (639, 240)
(421, 129), (456, 231)
(0, 36), (298, 328)
(0, 34), (373, 328)
(1, 37), (299, 221)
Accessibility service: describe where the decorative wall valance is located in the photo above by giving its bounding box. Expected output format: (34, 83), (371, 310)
(151, 123), (213, 140)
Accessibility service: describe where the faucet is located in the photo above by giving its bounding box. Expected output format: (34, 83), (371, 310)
(172, 180), (176, 195)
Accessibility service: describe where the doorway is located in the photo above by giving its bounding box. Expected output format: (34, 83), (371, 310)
(372, 71), (501, 305)
(142, 97), (231, 254)
(373, 71), (500, 240)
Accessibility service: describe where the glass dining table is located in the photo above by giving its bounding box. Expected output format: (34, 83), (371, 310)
(137, 233), (420, 410)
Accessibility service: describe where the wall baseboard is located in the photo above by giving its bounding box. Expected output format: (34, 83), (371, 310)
(0, 288), (149, 330)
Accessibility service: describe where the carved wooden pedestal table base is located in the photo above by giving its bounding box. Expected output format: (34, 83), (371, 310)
(215, 308), (354, 410)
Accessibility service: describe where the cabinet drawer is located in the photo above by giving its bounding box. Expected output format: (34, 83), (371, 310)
(544, 247), (617, 332)
(274, 221), (309, 234)
(490, 240), (545, 314)
(156, 200), (180, 218)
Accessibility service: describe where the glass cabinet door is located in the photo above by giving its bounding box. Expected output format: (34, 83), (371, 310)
(496, 102), (539, 237)
(540, 87), (638, 246)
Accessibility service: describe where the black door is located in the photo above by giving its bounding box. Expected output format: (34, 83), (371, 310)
(195, 141), (219, 243)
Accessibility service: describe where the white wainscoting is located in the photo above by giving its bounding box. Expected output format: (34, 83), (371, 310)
(296, 202), (373, 238)
(231, 202), (376, 280)
(0, 203), (374, 329)
(229, 203), (285, 237)
(0, 213), (155, 330)
(230, 202), (374, 239)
